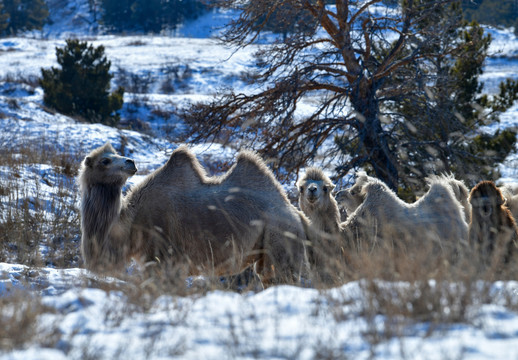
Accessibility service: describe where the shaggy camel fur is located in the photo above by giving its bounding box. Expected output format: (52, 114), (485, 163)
(335, 171), (374, 216)
(426, 174), (471, 223)
(79, 143), (308, 283)
(469, 181), (518, 268)
(341, 174), (469, 253)
(337, 172), (471, 223)
(499, 183), (518, 221)
(297, 168), (342, 236)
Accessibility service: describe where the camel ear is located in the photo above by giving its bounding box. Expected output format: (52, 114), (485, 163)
(360, 182), (374, 198)
(84, 156), (94, 168)
(357, 170), (367, 179)
(105, 142), (116, 153)
(295, 178), (305, 192)
(323, 183), (336, 194)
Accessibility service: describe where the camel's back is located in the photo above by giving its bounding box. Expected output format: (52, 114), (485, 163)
(347, 181), (467, 242)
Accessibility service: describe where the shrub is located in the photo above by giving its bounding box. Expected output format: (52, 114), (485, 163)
(40, 39), (124, 126)
(0, 0), (49, 36)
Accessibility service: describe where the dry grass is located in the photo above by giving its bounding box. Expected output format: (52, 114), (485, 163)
(0, 284), (59, 352)
(0, 136), (82, 268)
(312, 230), (518, 352)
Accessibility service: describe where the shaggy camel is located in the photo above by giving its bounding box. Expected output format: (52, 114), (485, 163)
(337, 172), (471, 223)
(296, 168), (346, 282)
(297, 167), (342, 236)
(335, 171), (375, 216)
(341, 173), (469, 253)
(469, 181), (518, 268)
(79, 143), (308, 284)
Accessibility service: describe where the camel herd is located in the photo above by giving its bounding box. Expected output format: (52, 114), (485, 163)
(78, 143), (518, 286)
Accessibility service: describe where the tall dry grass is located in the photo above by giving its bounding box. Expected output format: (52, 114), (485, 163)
(314, 227), (518, 352)
(0, 133), (82, 268)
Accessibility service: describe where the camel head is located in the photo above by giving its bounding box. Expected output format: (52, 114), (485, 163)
(335, 171), (372, 214)
(79, 142), (137, 189)
(297, 167), (336, 211)
(469, 181), (504, 220)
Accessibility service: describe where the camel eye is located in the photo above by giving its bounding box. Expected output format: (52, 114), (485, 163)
(101, 158), (112, 166)
(323, 186), (328, 193)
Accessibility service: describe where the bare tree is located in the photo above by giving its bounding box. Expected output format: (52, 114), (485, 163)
(183, 0), (518, 191)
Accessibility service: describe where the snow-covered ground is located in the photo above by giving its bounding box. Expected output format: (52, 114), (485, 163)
(2, 263), (518, 360)
(2, 1), (518, 359)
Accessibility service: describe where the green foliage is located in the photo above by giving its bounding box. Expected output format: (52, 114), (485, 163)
(100, 0), (207, 33)
(0, 0), (49, 36)
(483, 78), (518, 115)
(462, 0), (518, 32)
(467, 129), (517, 180)
(449, 21), (491, 122)
(387, 2), (518, 190)
(39, 39), (124, 126)
(0, 4), (8, 34)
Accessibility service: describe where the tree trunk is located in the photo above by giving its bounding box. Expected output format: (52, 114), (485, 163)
(352, 83), (399, 190)
(363, 116), (399, 190)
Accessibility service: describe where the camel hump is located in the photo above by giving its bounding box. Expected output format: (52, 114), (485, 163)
(225, 150), (282, 192)
(161, 145), (208, 184)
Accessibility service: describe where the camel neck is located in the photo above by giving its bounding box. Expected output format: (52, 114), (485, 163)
(311, 206), (341, 234)
(81, 183), (123, 243)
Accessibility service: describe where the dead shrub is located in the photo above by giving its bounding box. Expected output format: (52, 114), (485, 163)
(0, 291), (56, 351)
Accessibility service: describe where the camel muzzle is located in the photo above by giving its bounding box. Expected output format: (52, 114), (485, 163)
(124, 159), (138, 175)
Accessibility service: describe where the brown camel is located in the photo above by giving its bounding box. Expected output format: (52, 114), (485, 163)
(469, 181), (518, 270)
(78, 143), (308, 284)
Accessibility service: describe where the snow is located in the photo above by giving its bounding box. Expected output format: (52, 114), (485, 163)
(1, 1), (518, 358)
(1, 263), (518, 359)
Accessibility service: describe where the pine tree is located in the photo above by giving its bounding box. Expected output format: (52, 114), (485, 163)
(0, 4), (8, 34)
(131, 0), (163, 33)
(1, 0), (49, 35)
(462, 0), (518, 29)
(378, 3), (518, 190)
(99, 0), (133, 32)
(40, 39), (124, 126)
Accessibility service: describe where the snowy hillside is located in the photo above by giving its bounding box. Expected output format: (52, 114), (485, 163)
(2, 0), (518, 359)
